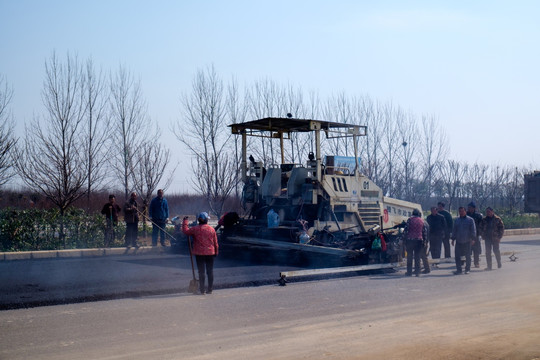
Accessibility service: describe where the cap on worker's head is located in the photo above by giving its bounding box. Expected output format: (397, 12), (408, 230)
(412, 209), (421, 217)
(468, 201), (476, 208)
(198, 212), (209, 222)
(109, 194), (115, 199)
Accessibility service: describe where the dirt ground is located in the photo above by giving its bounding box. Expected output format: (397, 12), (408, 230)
(191, 262), (540, 360)
(231, 293), (540, 360)
(366, 294), (540, 360)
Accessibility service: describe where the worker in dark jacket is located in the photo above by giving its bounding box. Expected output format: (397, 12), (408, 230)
(420, 218), (431, 274)
(426, 206), (447, 262)
(467, 201), (483, 268)
(149, 189), (169, 246)
(437, 201), (453, 259)
(479, 207), (505, 270)
(451, 206), (476, 275)
(123, 192), (139, 248)
(101, 194), (121, 247)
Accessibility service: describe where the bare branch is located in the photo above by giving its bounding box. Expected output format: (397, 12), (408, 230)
(131, 129), (176, 208)
(109, 65), (150, 199)
(81, 58), (110, 207)
(0, 74), (17, 187)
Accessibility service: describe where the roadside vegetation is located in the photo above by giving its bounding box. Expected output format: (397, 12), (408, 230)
(0, 191), (240, 252)
(498, 212), (540, 230)
(0, 188), (538, 252)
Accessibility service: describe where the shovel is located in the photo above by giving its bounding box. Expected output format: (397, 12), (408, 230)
(187, 235), (199, 294)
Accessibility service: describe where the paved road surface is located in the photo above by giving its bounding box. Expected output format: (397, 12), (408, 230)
(1, 235), (538, 309)
(0, 247), (309, 309)
(1, 241), (374, 309)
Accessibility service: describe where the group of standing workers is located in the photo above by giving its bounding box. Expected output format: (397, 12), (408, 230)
(100, 189), (171, 248)
(403, 201), (504, 276)
(100, 190), (219, 295)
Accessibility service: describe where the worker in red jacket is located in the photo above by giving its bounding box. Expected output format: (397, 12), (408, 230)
(182, 212), (219, 295)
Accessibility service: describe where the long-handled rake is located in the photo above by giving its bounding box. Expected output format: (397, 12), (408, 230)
(134, 208), (176, 244)
(187, 235), (199, 294)
(135, 208), (199, 293)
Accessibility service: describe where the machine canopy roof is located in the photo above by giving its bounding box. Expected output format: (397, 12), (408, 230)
(229, 117), (366, 138)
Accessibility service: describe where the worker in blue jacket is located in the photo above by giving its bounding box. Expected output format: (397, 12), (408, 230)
(149, 189), (169, 246)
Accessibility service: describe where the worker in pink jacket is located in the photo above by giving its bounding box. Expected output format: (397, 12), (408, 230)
(182, 212), (219, 295)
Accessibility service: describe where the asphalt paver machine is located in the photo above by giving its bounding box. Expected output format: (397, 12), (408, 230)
(224, 117), (422, 265)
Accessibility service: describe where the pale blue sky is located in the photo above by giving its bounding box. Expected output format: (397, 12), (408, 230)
(1, 0), (539, 192)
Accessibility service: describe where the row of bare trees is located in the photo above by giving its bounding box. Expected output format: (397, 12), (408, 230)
(173, 66), (528, 217)
(1, 61), (529, 222)
(1, 53), (175, 244)
(437, 161), (525, 215)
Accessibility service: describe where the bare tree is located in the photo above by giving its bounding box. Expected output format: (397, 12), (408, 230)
(244, 80), (316, 166)
(285, 84), (309, 164)
(465, 162), (490, 208)
(14, 52), (87, 246)
(358, 96), (383, 183)
(0, 75), (17, 187)
(379, 102), (401, 197)
(109, 65), (150, 200)
(131, 132), (175, 209)
(396, 109), (418, 201)
(173, 65), (236, 217)
(487, 165), (508, 208)
(245, 78), (285, 165)
(303, 90), (322, 163)
(82, 58), (110, 208)
(306, 90), (322, 120)
(439, 160), (468, 210)
(226, 76), (247, 199)
(321, 92), (355, 157)
(502, 166), (524, 215)
(417, 114), (447, 204)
